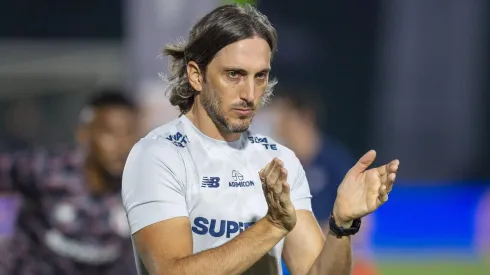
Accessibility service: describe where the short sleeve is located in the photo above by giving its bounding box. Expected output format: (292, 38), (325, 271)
(122, 140), (189, 235)
(289, 156), (312, 212)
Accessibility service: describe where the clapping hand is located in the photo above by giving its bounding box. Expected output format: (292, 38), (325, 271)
(332, 150), (400, 227)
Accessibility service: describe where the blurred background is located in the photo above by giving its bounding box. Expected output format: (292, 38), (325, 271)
(0, 0), (489, 274)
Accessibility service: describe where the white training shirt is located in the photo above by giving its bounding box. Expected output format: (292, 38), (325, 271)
(122, 115), (312, 275)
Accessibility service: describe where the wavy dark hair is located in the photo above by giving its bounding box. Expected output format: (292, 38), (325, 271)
(162, 4), (278, 114)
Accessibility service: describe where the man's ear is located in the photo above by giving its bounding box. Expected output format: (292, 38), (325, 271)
(187, 61), (203, 92)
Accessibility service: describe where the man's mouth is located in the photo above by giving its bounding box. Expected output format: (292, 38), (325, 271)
(232, 108), (254, 116)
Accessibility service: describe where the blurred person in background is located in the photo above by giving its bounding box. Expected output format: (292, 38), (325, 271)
(0, 89), (139, 275)
(271, 89), (379, 275)
(1, 99), (42, 151)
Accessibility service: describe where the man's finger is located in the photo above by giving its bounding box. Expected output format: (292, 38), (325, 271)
(281, 180), (290, 196)
(376, 164), (389, 176)
(385, 173), (396, 193)
(261, 159), (276, 177)
(376, 159), (399, 176)
(350, 150), (377, 175)
(379, 184), (388, 196)
(260, 158), (278, 182)
(266, 158), (282, 188)
(391, 159), (400, 172)
(378, 185), (389, 203)
(280, 181), (291, 204)
(273, 168), (287, 195)
(379, 193), (389, 204)
(277, 168), (291, 203)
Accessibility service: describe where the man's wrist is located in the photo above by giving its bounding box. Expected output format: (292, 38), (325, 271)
(332, 213), (354, 228)
(262, 217), (290, 237)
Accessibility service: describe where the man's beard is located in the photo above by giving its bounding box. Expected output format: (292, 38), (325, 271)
(200, 88), (272, 134)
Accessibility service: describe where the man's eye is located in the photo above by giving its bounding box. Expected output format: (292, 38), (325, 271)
(227, 71), (240, 79)
(256, 72), (267, 79)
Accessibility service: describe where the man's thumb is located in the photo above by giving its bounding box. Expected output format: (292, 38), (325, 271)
(350, 150), (377, 175)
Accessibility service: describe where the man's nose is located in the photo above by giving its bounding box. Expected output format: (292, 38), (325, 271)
(239, 77), (256, 103)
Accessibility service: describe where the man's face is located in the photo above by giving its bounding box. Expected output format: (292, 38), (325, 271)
(88, 106), (138, 177)
(200, 37), (272, 133)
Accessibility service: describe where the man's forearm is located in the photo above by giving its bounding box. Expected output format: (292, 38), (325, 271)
(169, 218), (287, 275)
(308, 232), (352, 275)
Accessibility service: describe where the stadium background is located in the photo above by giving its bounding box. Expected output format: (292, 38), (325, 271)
(0, 0), (489, 274)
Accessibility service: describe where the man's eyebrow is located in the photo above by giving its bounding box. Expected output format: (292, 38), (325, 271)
(223, 67), (248, 74)
(222, 67), (271, 74)
(257, 68), (271, 73)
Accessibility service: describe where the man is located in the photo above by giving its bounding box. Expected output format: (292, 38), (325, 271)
(0, 90), (139, 275)
(122, 4), (400, 275)
(271, 90), (379, 275)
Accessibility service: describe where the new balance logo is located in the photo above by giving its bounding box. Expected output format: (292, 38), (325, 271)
(229, 170), (255, 188)
(201, 177), (220, 188)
